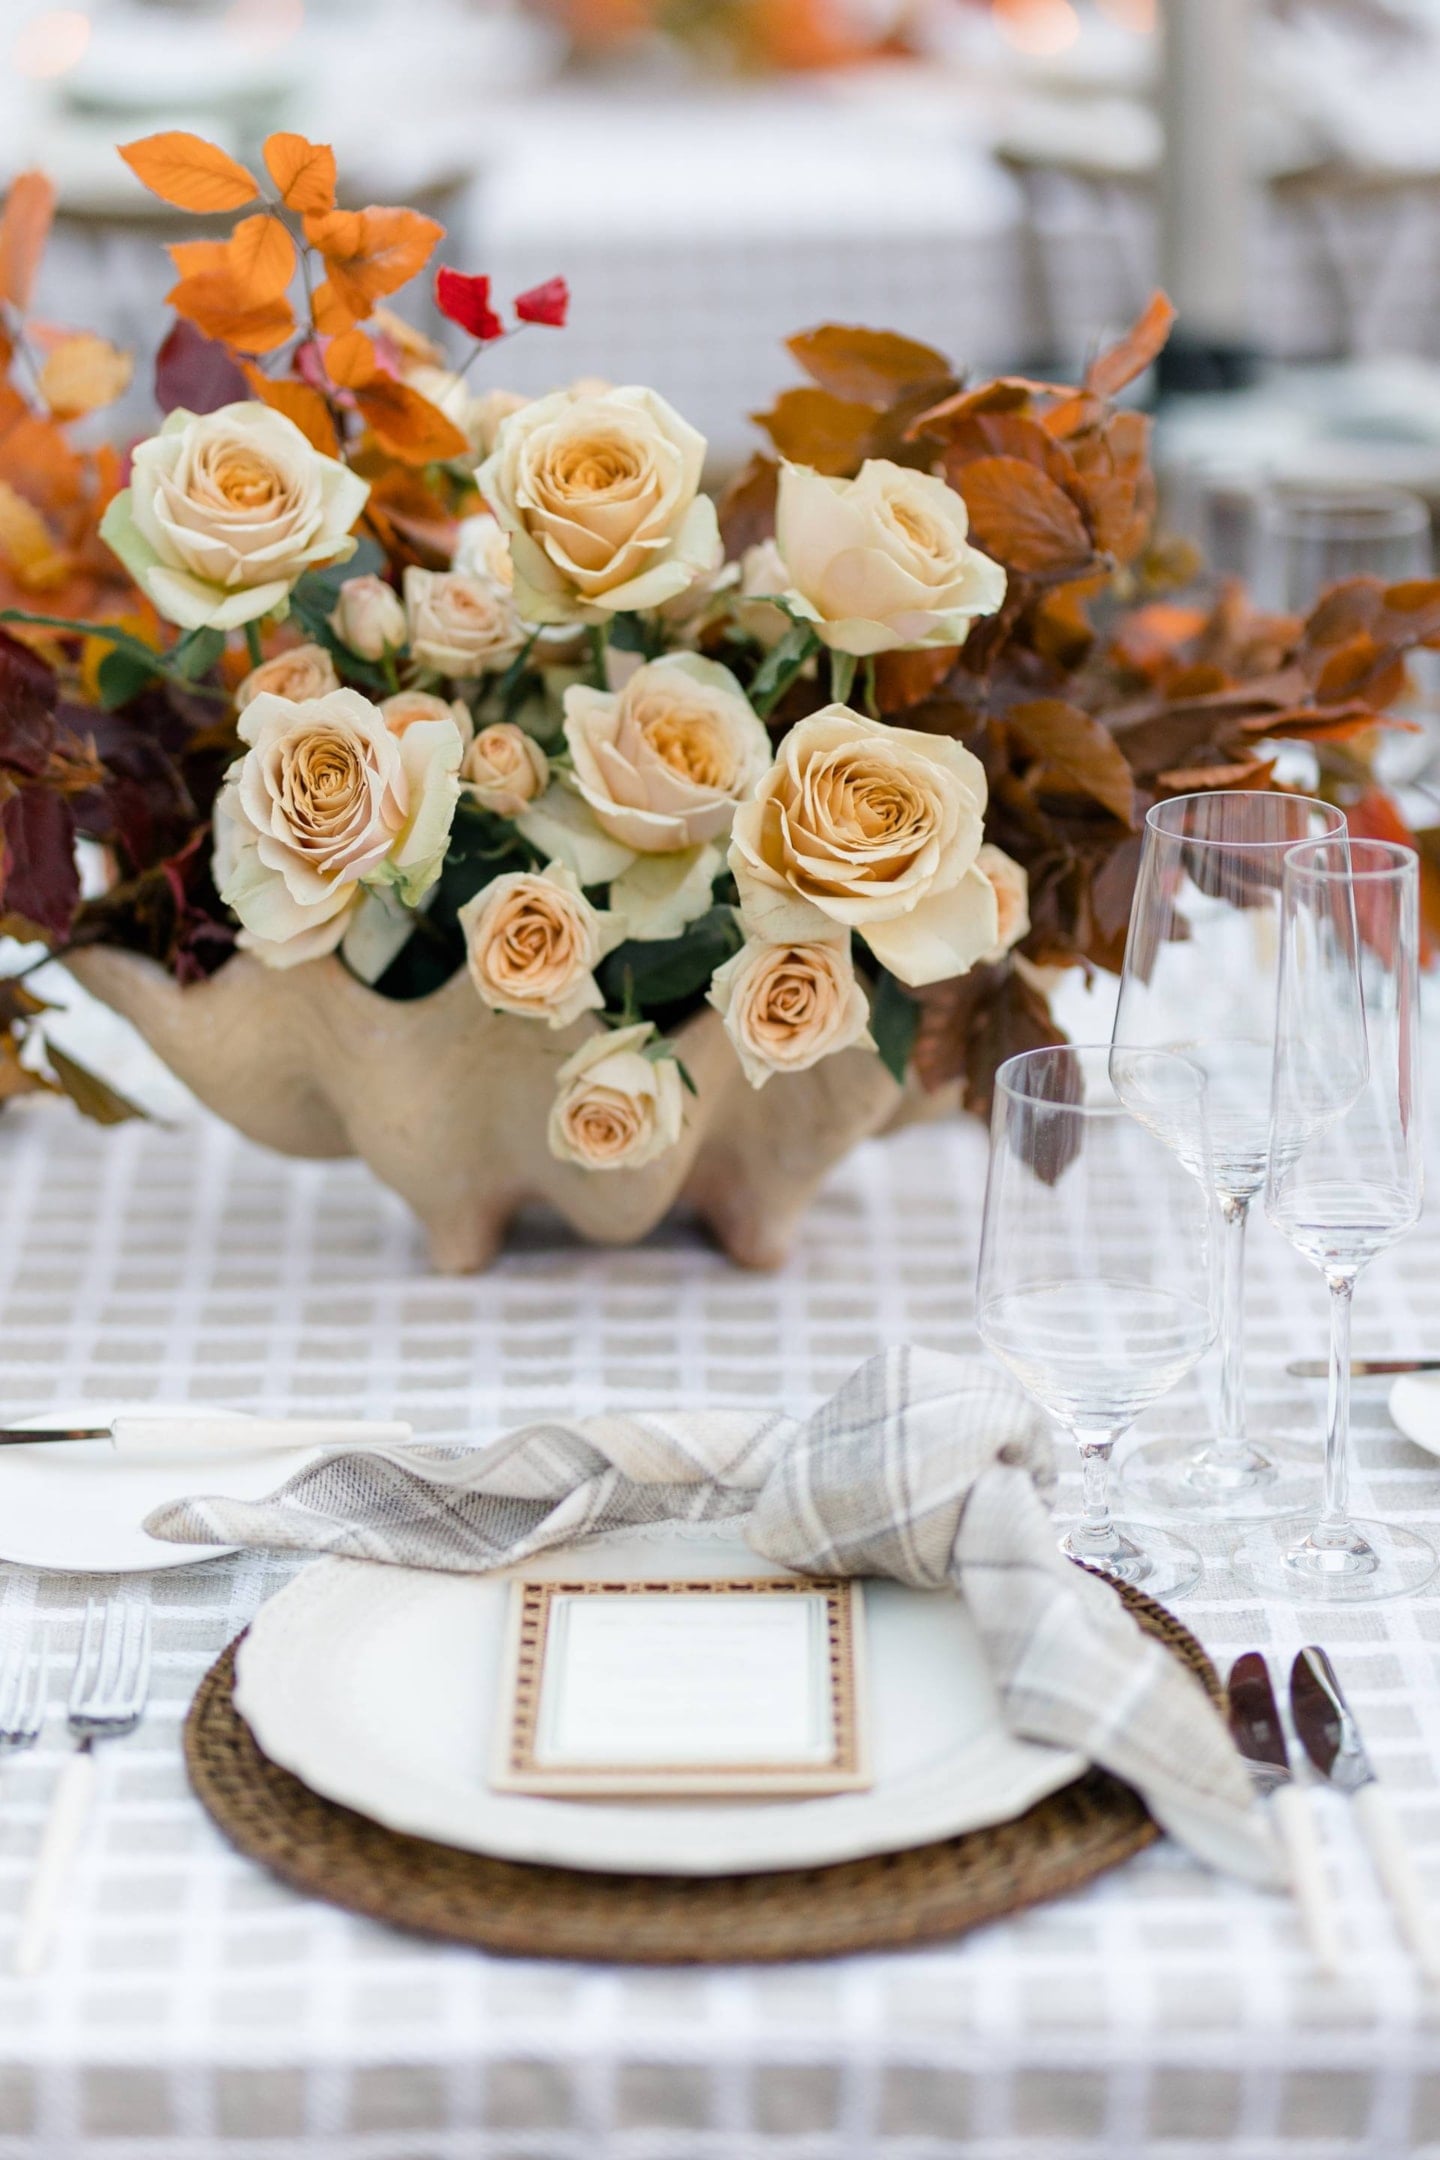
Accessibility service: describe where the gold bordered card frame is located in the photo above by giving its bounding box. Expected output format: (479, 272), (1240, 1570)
(492, 1577), (870, 1798)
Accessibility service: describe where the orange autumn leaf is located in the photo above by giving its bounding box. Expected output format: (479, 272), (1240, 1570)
(37, 334), (133, 419)
(352, 378), (468, 464)
(303, 206), (444, 320)
(171, 214), (295, 304)
(0, 171), (56, 310)
(1085, 291), (1177, 403)
(0, 482), (71, 591)
(322, 327), (380, 389)
(240, 367), (340, 459)
(263, 132), (337, 215)
(166, 274), (295, 355)
(120, 132), (258, 214)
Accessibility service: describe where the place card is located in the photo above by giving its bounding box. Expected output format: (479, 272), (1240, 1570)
(492, 1577), (870, 1797)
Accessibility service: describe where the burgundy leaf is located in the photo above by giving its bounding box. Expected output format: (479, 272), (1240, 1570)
(154, 318), (250, 416)
(514, 276), (569, 328)
(0, 787), (79, 939)
(0, 628), (58, 779)
(434, 268), (504, 343)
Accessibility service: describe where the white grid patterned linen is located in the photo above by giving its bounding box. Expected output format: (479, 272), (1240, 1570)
(3, 1094), (1440, 2157)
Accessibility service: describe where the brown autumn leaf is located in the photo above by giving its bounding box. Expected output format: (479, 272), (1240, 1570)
(263, 132), (337, 215)
(0, 171), (56, 310)
(120, 132), (258, 215)
(937, 409), (1082, 498)
(240, 367), (340, 459)
(749, 387), (877, 476)
(45, 1041), (145, 1125)
(353, 379), (468, 464)
(786, 324), (951, 405)
(871, 646), (960, 712)
(303, 207), (444, 320)
(37, 334), (133, 420)
(1007, 699), (1137, 826)
(951, 458), (1095, 580)
(1159, 756), (1278, 792)
(1084, 290), (1176, 402)
(909, 376), (1072, 437)
(716, 452), (778, 559)
(0, 1030), (51, 1104)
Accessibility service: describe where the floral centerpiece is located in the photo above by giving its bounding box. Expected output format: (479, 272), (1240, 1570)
(1, 135), (1434, 1267)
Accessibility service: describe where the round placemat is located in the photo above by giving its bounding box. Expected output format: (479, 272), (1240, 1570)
(184, 1582), (1218, 1964)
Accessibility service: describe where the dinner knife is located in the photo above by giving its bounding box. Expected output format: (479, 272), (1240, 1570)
(0, 1413), (414, 1457)
(1291, 1645), (1440, 1984)
(1228, 1651), (1341, 1975)
(1287, 1359), (1440, 1379)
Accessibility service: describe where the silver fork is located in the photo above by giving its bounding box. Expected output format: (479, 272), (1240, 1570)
(12, 1597), (151, 1977)
(0, 1614), (47, 1762)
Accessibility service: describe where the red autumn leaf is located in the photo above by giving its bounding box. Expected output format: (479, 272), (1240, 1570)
(153, 319), (249, 415)
(0, 627), (58, 777)
(435, 268), (504, 342)
(514, 276), (569, 328)
(0, 785), (78, 939)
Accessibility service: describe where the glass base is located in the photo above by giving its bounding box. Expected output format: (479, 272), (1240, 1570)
(1116, 1430), (1321, 1522)
(1231, 1515), (1438, 1603)
(1059, 1520), (1202, 1603)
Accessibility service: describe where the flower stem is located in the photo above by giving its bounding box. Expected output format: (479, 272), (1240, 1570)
(830, 650), (857, 705)
(587, 622), (609, 689)
(244, 620), (264, 669)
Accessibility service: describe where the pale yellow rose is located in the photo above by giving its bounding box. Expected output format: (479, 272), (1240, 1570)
(452, 511), (515, 592)
(708, 935), (873, 1089)
(461, 722), (548, 817)
(728, 705), (998, 988)
(403, 567), (526, 678)
(379, 690), (474, 749)
(547, 1022), (685, 1172)
(235, 642), (339, 710)
(776, 457), (1006, 657)
(478, 384), (721, 624)
(100, 401), (368, 632)
(329, 574), (406, 660)
(563, 654), (770, 854)
(975, 843), (1030, 963)
(733, 539), (792, 650)
(213, 687), (461, 967)
(458, 863), (623, 1028)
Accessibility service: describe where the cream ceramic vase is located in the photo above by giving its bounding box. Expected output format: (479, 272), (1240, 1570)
(64, 947), (931, 1273)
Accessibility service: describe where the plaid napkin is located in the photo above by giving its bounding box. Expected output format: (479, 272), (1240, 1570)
(146, 1346), (1277, 1884)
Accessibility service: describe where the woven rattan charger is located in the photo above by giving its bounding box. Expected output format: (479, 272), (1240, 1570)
(184, 1582), (1216, 1964)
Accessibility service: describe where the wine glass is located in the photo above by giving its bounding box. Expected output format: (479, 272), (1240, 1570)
(976, 1045), (1218, 1602)
(1233, 838), (1435, 1602)
(1112, 790), (1347, 1519)
(1252, 486), (1430, 614)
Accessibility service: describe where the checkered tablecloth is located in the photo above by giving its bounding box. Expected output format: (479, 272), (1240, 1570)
(3, 1078), (1440, 2159)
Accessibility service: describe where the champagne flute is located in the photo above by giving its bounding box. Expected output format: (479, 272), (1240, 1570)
(976, 1046), (1218, 1602)
(1112, 791), (1346, 1519)
(1233, 839), (1435, 1602)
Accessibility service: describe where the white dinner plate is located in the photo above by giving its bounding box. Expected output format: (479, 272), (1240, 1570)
(1389, 1375), (1440, 1460)
(0, 1404), (335, 1573)
(234, 1530), (1088, 1876)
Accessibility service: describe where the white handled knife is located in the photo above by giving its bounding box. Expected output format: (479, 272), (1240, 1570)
(0, 1413), (413, 1457)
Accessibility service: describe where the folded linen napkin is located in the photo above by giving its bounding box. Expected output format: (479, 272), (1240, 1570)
(147, 1346), (1276, 1884)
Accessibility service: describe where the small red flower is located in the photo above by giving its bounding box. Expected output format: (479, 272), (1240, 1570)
(514, 276), (569, 329)
(434, 268), (505, 343)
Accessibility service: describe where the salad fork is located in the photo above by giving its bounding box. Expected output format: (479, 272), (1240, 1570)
(13, 1597), (151, 1977)
(0, 1614), (47, 1763)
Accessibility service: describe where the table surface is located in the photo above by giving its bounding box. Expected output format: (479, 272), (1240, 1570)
(2, 1087), (1440, 2160)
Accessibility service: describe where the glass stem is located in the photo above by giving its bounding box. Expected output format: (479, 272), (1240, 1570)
(1215, 1192), (1250, 1460)
(1070, 1428), (1125, 1561)
(1321, 1271), (1358, 1534)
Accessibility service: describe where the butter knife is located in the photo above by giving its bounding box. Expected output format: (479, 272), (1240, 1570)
(1229, 1651), (1341, 1975)
(1291, 1645), (1440, 1984)
(0, 1413), (413, 1456)
(1287, 1359), (1440, 1379)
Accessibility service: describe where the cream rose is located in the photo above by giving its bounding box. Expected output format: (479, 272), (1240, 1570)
(708, 935), (873, 1089)
(403, 567), (525, 678)
(976, 843), (1030, 963)
(329, 574), (407, 660)
(461, 722), (549, 817)
(733, 539), (792, 650)
(563, 655), (770, 854)
(235, 642), (339, 710)
(213, 687), (461, 967)
(777, 457), (1006, 657)
(452, 511), (515, 592)
(547, 1023), (685, 1172)
(379, 690), (473, 748)
(479, 384), (721, 624)
(458, 864), (623, 1029)
(728, 705), (999, 988)
(100, 401), (368, 632)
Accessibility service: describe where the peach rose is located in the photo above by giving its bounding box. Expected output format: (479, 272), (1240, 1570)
(100, 401), (368, 632)
(213, 687), (461, 967)
(479, 384), (721, 623)
(563, 654), (770, 854)
(777, 457), (1006, 657)
(379, 690), (473, 748)
(547, 1023), (685, 1172)
(461, 722), (549, 817)
(235, 642), (338, 710)
(329, 574), (407, 660)
(403, 567), (525, 678)
(708, 935), (873, 1089)
(728, 705), (999, 988)
(458, 863), (623, 1028)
